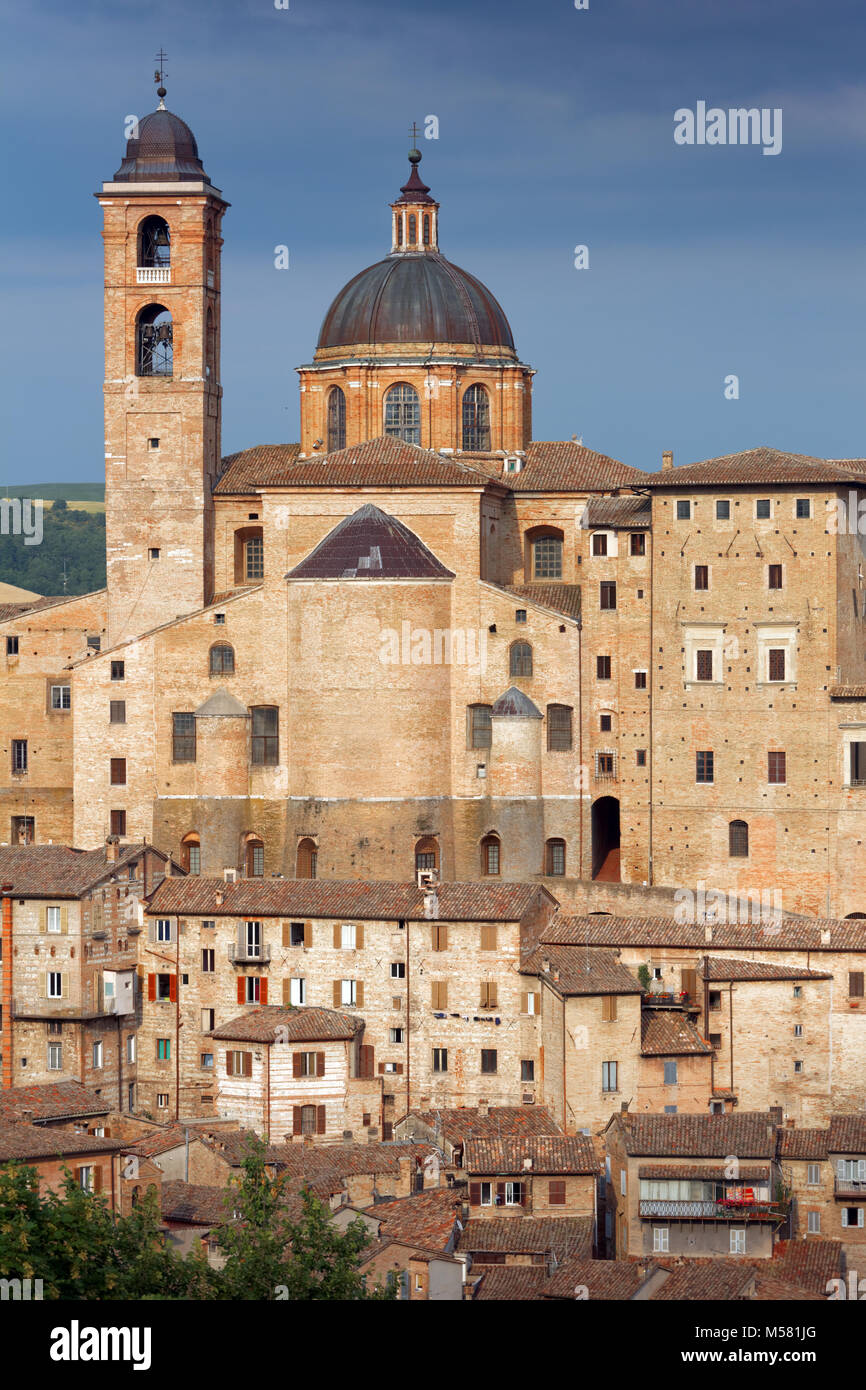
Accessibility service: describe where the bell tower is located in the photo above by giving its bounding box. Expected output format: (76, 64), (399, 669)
(97, 67), (229, 646)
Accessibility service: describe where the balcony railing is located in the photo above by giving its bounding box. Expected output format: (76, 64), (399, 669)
(642, 991), (696, 1010)
(228, 943), (271, 965)
(136, 266), (170, 284)
(640, 1198), (784, 1222)
(11, 996), (123, 1020)
(834, 1177), (866, 1198)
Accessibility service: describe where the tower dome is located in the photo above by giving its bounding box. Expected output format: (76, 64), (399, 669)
(113, 92), (209, 183)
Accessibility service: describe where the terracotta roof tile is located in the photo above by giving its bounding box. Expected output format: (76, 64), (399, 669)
(640, 446), (866, 488)
(543, 1257), (645, 1300)
(396, 1106), (564, 1147)
(827, 1114), (866, 1154)
(211, 1005), (362, 1043)
(148, 877), (550, 923)
(215, 436), (493, 494)
(0, 842), (159, 898)
(780, 1129), (829, 1161)
(637, 1164), (770, 1181)
(543, 912), (866, 953)
(368, 1188), (464, 1251)
(650, 1260), (756, 1301)
(700, 957), (832, 982)
(751, 1276), (825, 1301)
(507, 442), (645, 493)
(767, 1238), (842, 1295)
(286, 503), (454, 581)
(640, 1011), (713, 1056)
(523, 945), (643, 997)
(583, 495), (652, 529)
(474, 1267), (546, 1300)
(0, 1081), (109, 1123)
(0, 1119), (124, 1162)
(125, 1126), (190, 1160)
(458, 1216), (593, 1259)
(268, 1141), (435, 1182)
(463, 1136), (597, 1176)
(497, 584), (582, 621)
(615, 1111), (778, 1158)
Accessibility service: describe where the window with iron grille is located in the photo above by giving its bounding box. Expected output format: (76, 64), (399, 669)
(532, 534), (562, 580)
(547, 704), (572, 751)
(696, 649), (713, 681)
(545, 838), (566, 876)
(11, 740), (27, 774)
(676, 500), (691, 520)
(481, 835), (500, 876)
(596, 752), (615, 777)
(462, 384), (490, 451)
(630, 532), (646, 556)
(768, 648), (786, 681)
(716, 499), (731, 520)
(756, 499), (771, 519)
(768, 564), (783, 590)
(509, 641), (532, 677)
(384, 383), (420, 444)
(696, 750), (714, 784)
(109, 700), (126, 724)
(592, 533), (608, 556)
(327, 386), (346, 452)
(209, 644), (235, 675)
(469, 704), (492, 749)
(244, 536), (264, 581)
(172, 713), (196, 763)
(600, 714), (612, 732)
(729, 820), (749, 857)
(597, 655), (611, 680)
(600, 581), (617, 611)
(796, 498), (811, 519)
(768, 750), (786, 784)
(251, 707), (279, 765)
(849, 972), (864, 998)
(694, 565), (709, 591)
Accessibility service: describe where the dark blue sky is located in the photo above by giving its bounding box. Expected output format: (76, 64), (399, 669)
(2, 0), (864, 481)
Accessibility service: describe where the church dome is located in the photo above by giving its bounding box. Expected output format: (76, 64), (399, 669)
(113, 104), (209, 183)
(317, 253), (515, 353)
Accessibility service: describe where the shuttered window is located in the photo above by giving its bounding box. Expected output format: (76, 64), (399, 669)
(549, 1180), (566, 1206)
(547, 704), (572, 751)
(431, 981), (448, 1010)
(172, 713), (196, 762)
(469, 704), (492, 749)
(768, 648), (786, 681)
(729, 820), (749, 857)
(850, 972), (864, 998)
(250, 706), (279, 765)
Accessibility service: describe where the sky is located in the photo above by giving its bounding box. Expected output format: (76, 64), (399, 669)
(1, 0), (864, 482)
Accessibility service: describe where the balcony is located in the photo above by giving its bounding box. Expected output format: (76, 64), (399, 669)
(11, 995), (127, 1021)
(136, 266), (170, 285)
(228, 943), (271, 965)
(640, 1197), (785, 1223)
(834, 1177), (866, 1199)
(642, 991), (697, 1011)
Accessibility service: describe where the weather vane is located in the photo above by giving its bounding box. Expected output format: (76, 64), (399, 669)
(154, 48), (168, 106)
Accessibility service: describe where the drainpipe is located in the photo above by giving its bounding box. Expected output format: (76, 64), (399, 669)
(704, 955), (713, 1095)
(404, 920), (410, 1117)
(578, 622), (584, 879)
(647, 511), (654, 884)
(266, 1043), (271, 1140)
(175, 923), (181, 1121)
(728, 983), (734, 1094)
(1, 884), (13, 1088)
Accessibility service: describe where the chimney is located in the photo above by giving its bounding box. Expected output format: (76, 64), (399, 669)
(105, 834), (119, 862)
(21, 1108), (33, 1124)
(542, 956), (550, 973)
(769, 1106), (783, 1128)
(477, 1101), (489, 1119)
(704, 924), (713, 944)
(215, 889), (224, 908)
(662, 450), (673, 470)
(820, 928), (831, 946)
(523, 1156), (533, 1171)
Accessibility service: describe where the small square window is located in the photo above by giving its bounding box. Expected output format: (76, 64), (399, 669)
(214, 613), (226, 625)
(111, 661), (125, 681)
(201, 1053), (214, 1069)
(515, 609), (527, 624)
(148, 437), (160, 449)
(793, 985), (802, 998)
(6, 636), (19, 655)
(794, 1060), (804, 1074)
(87, 635), (101, 651)
(390, 962), (405, 979)
(50, 685), (71, 711)
(149, 548), (160, 561)
(592, 533), (608, 557)
(676, 499), (691, 520)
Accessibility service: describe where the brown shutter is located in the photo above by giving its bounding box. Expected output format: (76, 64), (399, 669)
(359, 1045), (374, 1078)
(382, 1121), (393, 1141)
(333, 980), (341, 1007)
(395, 1063), (404, 1075)
(333, 923), (341, 949)
(169, 975), (177, 1003)
(293, 1051), (303, 1078)
(440, 925), (448, 951)
(292, 1106), (302, 1135)
(481, 924), (497, 951)
(226, 1053), (235, 1076)
(259, 978), (268, 1006)
(93, 1166), (103, 1193)
(61, 975), (69, 999)
(681, 968), (697, 1002)
(356, 981), (364, 1009)
(40, 907), (47, 934)
(850, 972), (865, 998)
(378, 1062), (386, 1075)
(316, 1052), (325, 1077)
(61, 906), (69, 934)
(431, 924), (438, 950)
(469, 1182), (481, 1205)
(237, 977), (245, 1005)
(243, 1052), (253, 1078)
(316, 1105), (326, 1135)
(39, 971), (47, 999)
(356, 922), (364, 950)
(148, 973), (156, 1002)
(282, 978), (290, 1006)
(282, 922), (289, 948)
(520, 991), (529, 1014)
(489, 982), (497, 1008)
(602, 995), (612, 1021)
(303, 922), (313, 948)
(496, 1182), (505, 1203)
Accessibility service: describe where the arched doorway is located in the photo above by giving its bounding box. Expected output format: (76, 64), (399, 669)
(591, 797), (621, 881)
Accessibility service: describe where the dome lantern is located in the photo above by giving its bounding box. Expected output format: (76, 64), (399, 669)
(391, 140), (439, 253)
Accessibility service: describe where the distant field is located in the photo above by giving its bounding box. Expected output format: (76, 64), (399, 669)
(41, 499), (106, 513)
(1, 482), (105, 502)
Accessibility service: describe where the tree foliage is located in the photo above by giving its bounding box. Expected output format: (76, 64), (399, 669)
(0, 506), (105, 595)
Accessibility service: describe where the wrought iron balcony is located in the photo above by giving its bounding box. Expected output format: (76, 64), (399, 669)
(136, 266), (171, 284)
(834, 1177), (866, 1198)
(228, 943), (271, 965)
(642, 990), (696, 1010)
(639, 1198), (784, 1222)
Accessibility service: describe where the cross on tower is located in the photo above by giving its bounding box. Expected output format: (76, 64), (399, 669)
(154, 49), (168, 86)
(408, 121), (420, 146)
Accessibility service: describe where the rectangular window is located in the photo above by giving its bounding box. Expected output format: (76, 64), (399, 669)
(431, 981), (448, 1010)
(794, 1023), (803, 1038)
(390, 961), (405, 979)
(156, 919), (172, 943)
(480, 924), (498, 951)
(515, 609), (527, 623)
(768, 564), (783, 590)
(341, 979), (357, 1006)
(340, 923), (356, 950)
(634, 671), (647, 690)
(730, 1229), (746, 1254)
(155, 973), (172, 1001)
(11, 740), (27, 774)
(794, 1060), (804, 1074)
(756, 499), (771, 519)
(547, 704), (572, 751)
(602, 1060), (618, 1092)
(532, 535), (562, 580)
(251, 707), (279, 765)
(156, 1094), (169, 1109)
(432, 1047), (448, 1073)
(45, 905), (61, 934)
(288, 922), (306, 947)
(290, 978), (305, 1006)
(470, 704), (492, 749)
(201, 1053), (214, 1069)
(768, 648), (786, 681)
(389, 1027), (404, 1044)
(201, 948), (215, 973)
(600, 713), (612, 732)
(807, 1165), (821, 1186)
(127, 1035), (136, 1063)
(653, 1227), (669, 1252)
(111, 661), (125, 681)
(78, 1166), (94, 1192)
(245, 977), (261, 1004)
(601, 995), (617, 1022)
(431, 924), (448, 952)
(548, 1180), (566, 1206)
(694, 565), (709, 591)
(796, 498), (811, 519)
(47, 972), (62, 999)
(716, 499), (730, 520)
(47, 1043), (62, 1070)
(600, 581), (617, 611)
(504, 1182), (524, 1206)
(479, 982), (498, 1010)
(480, 1048), (497, 1075)
(109, 700), (126, 724)
(768, 750), (787, 784)
(696, 750), (714, 783)
(109, 809), (126, 836)
(6, 636), (19, 655)
(92, 1040), (103, 1068)
(663, 1060), (678, 1085)
(592, 533), (608, 556)
(849, 972), (865, 998)
(630, 532), (646, 556)
(636, 749), (647, 767)
(157, 1038), (171, 1061)
(850, 743), (866, 785)
(806, 1210), (821, 1234)
(110, 758), (126, 786)
(695, 649), (713, 682)
(297, 1051), (317, 1077)
(521, 1059), (535, 1082)
(172, 712), (196, 763)
(597, 655), (611, 680)
(50, 685), (71, 710)
(479, 1181), (492, 1207)
(596, 752), (615, 777)
(676, 500), (691, 520)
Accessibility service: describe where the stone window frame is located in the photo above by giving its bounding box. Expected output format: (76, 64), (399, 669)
(753, 622), (798, 688)
(682, 623), (726, 689)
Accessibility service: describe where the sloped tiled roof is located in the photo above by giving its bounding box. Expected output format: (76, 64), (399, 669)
(637, 1164), (770, 1181)
(216, 436), (494, 494)
(543, 913), (866, 953)
(268, 1141), (434, 1182)
(0, 843), (162, 899)
(543, 1257), (645, 1300)
(780, 1129), (828, 1162)
(474, 1267), (546, 1300)
(160, 1181), (235, 1226)
(699, 957), (832, 982)
(497, 583), (582, 622)
(506, 441), (645, 492)
(522, 944), (643, 997)
(582, 495), (652, 529)
(148, 877), (551, 923)
(751, 1276), (825, 1301)
(0, 1119), (124, 1162)
(211, 1005), (363, 1044)
(286, 503), (454, 581)
(367, 1189), (464, 1252)
(0, 1080), (109, 1124)
(767, 1239), (842, 1295)
(827, 1114), (866, 1154)
(640, 1012), (713, 1056)
(124, 1126), (191, 1160)
(464, 1136), (597, 1176)
(650, 1260), (756, 1301)
(491, 686), (543, 719)
(640, 445), (866, 488)
(458, 1216), (593, 1259)
(397, 1106), (564, 1147)
(194, 689), (248, 718)
(616, 1111), (778, 1158)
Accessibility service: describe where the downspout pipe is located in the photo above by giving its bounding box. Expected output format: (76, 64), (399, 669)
(1, 884), (13, 1088)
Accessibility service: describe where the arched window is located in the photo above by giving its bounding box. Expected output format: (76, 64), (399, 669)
(423, 214), (431, 246)
(526, 526), (564, 582)
(297, 838), (318, 879)
(209, 643), (235, 676)
(415, 836), (439, 872)
(510, 641), (533, 677)
(137, 215), (170, 269)
(245, 836), (264, 878)
(181, 834), (201, 876)
(234, 527), (264, 585)
(384, 383), (420, 445)
(136, 305), (173, 377)
(396, 215), (403, 246)
(481, 834), (501, 876)
(462, 385), (491, 451)
(545, 838), (566, 876)
(327, 386), (346, 452)
(408, 214), (417, 244)
(729, 820), (749, 857)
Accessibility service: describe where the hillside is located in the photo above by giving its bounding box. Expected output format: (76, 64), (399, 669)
(0, 505), (106, 595)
